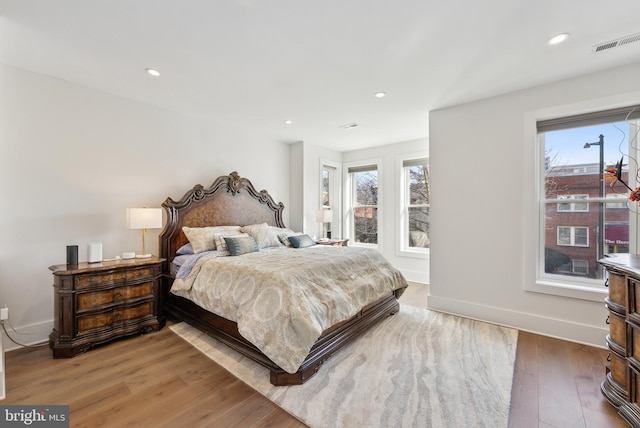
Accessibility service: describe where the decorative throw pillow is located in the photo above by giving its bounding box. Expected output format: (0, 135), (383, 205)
(288, 234), (316, 248)
(214, 232), (248, 251)
(182, 226), (240, 253)
(278, 232), (300, 247)
(224, 235), (259, 256)
(240, 223), (283, 248)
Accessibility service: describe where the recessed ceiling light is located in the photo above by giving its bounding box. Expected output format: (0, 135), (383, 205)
(145, 68), (160, 77)
(283, 119), (293, 125)
(548, 33), (570, 45)
(374, 92), (386, 98)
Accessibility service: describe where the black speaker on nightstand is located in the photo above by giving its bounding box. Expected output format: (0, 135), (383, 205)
(66, 245), (78, 265)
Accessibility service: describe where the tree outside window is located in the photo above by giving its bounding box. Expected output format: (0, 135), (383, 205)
(404, 160), (429, 249)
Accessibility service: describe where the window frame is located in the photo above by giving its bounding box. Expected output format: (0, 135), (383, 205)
(319, 159), (342, 239)
(397, 152), (430, 259)
(344, 159), (382, 249)
(556, 226), (589, 247)
(557, 259), (589, 275)
(524, 99), (640, 302)
(556, 195), (589, 212)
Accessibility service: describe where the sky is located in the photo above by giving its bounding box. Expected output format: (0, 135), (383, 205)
(545, 121), (637, 167)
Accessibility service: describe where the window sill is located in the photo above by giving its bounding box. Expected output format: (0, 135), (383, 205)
(527, 278), (607, 302)
(349, 242), (378, 249)
(397, 249), (430, 260)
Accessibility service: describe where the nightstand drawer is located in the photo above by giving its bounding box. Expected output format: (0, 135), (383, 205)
(76, 271), (127, 289)
(76, 282), (153, 311)
(126, 267), (154, 281)
(77, 301), (153, 335)
(75, 266), (155, 290)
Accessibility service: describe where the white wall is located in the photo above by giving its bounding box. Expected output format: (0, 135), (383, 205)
(0, 64), (290, 351)
(429, 60), (640, 347)
(288, 141), (343, 237)
(342, 138), (429, 284)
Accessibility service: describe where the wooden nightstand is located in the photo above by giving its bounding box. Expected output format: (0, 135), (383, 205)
(49, 257), (165, 358)
(315, 238), (349, 247)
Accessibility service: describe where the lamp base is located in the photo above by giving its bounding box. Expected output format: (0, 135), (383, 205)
(135, 254), (153, 259)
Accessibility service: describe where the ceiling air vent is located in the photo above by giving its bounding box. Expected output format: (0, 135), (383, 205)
(593, 32), (640, 53)
(339, 122), (359, 130)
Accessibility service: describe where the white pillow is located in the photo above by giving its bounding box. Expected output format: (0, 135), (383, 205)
(182, 226), (240, 253)
(240, 223), (283, 248)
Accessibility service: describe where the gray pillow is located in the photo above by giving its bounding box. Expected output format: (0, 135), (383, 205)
(224, 235), (259, 256)
(288, 234), (316, 248)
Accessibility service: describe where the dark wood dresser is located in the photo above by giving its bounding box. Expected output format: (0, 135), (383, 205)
(49, 257), (165, 357)
(600, 253), (640, 426)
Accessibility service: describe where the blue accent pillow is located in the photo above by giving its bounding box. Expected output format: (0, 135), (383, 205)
(224, 235), (259, 256)
(288, 234), (316, 248)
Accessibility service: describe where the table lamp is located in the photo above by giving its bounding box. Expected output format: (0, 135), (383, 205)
(127, 208), (163, 258)
(316, 208), (333, 239)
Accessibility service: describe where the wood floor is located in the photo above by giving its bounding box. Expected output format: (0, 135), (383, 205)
(2, 283), (629, 428)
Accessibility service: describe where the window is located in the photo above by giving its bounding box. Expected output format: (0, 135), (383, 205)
(347, 164), (379, 245)
(320, 162), (340, 238)
(606, 194), (628, 209)
(557, 195), (588, 212)
(557, 226), (588, 246)
(402, 158), (429, 251)
(538, 106), (638, 284)
(321, 167), (331, 208)
(557, 259), (589, 275)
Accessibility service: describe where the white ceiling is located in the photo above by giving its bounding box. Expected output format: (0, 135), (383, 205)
(2, 1), (640, 152)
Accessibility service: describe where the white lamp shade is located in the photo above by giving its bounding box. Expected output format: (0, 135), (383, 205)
(316, 209), (333, 223)
(127, 208), (163, 229)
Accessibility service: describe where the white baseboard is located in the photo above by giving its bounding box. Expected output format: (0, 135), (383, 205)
(428, 295), (608, 349)
(399, 269), (429, 285)
(2, 319), (53, 353)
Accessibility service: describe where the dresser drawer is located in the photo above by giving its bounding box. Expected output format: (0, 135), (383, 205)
(76, 301), (153, 335)
(608, 311), (627, 352)
(609, 272), (626, 307)
(631, 365), (640, 404)
(629, 278), (640, 326)
(76, 282), (153, 311)
(609, 348), (630, 392)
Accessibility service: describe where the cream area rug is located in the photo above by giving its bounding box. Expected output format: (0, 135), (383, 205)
(169, 305), (518, 428)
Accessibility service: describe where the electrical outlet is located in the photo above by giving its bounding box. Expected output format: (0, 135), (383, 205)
(0, 307), (8, 320)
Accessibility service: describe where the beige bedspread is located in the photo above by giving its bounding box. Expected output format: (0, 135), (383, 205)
(170, 245), (408, 373)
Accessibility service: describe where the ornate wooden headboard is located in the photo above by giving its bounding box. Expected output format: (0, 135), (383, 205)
(159, 171), (285, 273)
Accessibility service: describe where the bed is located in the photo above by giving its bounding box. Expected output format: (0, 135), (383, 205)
(159, 171), (408, 385)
